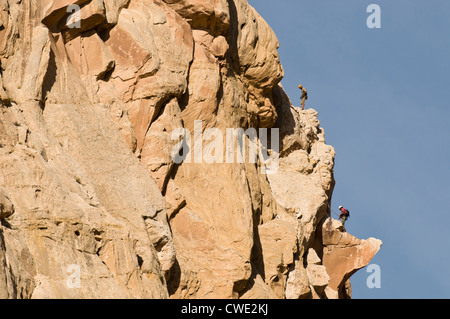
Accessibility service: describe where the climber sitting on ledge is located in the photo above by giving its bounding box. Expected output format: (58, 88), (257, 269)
(298, 84), (308, 110)
(338, 206), (350, 226)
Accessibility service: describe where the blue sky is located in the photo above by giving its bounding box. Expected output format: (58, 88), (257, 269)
(249, 0), (450, 298)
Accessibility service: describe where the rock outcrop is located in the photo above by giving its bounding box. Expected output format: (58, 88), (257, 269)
(0, 0), (381, 299)
(321, 218), (382, 299)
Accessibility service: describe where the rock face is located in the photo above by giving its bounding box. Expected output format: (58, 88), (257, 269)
(321, 218), (382, 299)
(0, 0), (381, 299)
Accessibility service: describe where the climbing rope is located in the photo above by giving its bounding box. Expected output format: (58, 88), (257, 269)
(329, 204), (341, 218)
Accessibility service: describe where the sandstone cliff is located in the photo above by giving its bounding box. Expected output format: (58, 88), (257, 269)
(0, 0), (381, 299)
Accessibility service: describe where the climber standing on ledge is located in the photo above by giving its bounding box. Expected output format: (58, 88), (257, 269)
(338, 206), (350, 226)
(298, 84), (308, 110)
